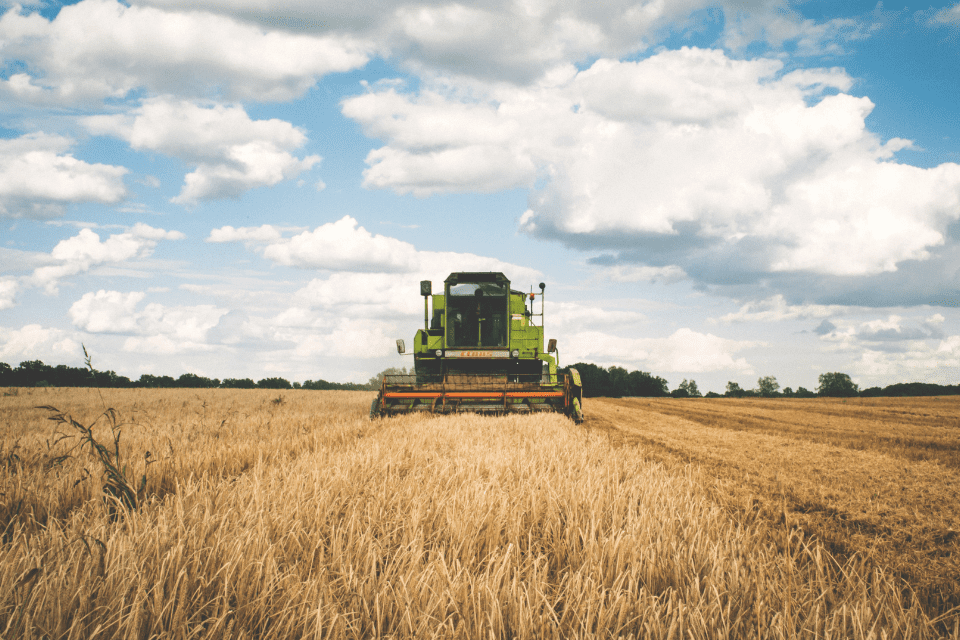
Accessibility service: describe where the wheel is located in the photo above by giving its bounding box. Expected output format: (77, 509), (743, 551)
(571, 397), (583, 423)
(369, 396), (381, 420)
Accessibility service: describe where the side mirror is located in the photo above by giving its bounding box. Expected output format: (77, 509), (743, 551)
(547, 338), (557, 353)
(396, 339), (406, 354)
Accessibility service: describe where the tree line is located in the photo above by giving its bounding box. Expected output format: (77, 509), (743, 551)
(562, 364), (959, 399)
(0, 360), (372, 391)
(2, 358), (955, 398)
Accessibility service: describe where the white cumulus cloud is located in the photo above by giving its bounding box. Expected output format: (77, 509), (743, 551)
(0, 0), (370, 103)
(0, 278), (18, 310)
(566, 327), (758, 373)
(292, 259), (542, 318)
(211, 216), (543, 285)
(126, 0), (855, 85)
(294, 273), (426, 317)
(550, 301), (646, 333)
(205, 224), (546, 362)
(29, 224), (184, 294)
(69, 289), (227, 353)
(342, 48), (960, 281)
(85, 97), (321, 203)
(0, 133), (127, 218)
(68, 290), (145, 333)
(851, 334), (960, 387)
(0, 324), (78, 360)
(343, 88), (538, 195)
(264, 317), (397, 360)
(263, 216), (420, 272)
(207, 224), (285, 244)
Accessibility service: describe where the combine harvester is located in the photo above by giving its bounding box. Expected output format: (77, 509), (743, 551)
(370, 272), (583, 421)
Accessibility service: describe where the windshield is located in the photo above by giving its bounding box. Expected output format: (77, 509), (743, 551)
(447, 282), (508, 347)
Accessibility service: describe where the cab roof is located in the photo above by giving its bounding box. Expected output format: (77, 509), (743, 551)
(444, 272), (509, 286)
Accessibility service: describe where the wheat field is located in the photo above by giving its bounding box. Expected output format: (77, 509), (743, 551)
(588, 397), (960, 621)
(1, 387), (957, 638)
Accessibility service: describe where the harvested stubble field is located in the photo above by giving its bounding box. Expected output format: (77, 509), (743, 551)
(1, 388), (958, 639)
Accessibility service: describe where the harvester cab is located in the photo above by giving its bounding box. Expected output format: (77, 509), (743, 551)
(371, 272), (583, 421)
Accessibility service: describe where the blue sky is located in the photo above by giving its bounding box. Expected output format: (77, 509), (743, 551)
(1, 0), (959, 394)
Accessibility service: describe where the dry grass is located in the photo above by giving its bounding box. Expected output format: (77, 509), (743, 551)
(1, 388), (366, 538)
(0, 388), (956, 638)
(586, 397), (960, 622)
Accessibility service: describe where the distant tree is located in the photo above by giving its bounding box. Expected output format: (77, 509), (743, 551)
(795, 386), (816, 398)
(817, 372), (859, 397)
(136, 374), (176, 388)
(93, 369), (132, 388)
(53, 363), (95, 387)
(626, 370), (669, 397)
(705, 391), (722, 398)
(672, 379), (701, 398)
(177, 373), (220, 388)
(757, 376), (780, 398)
(781, 387), (794, 397)
(607, 366), (630, 397)
(725, 381), (745, 398)
(0, 362), (11, 386)
(302, 379), (369, 391)
(566, 363), (609, 398)
(257, 377), (292, 390)
(17, 360), (52, 387)
(221, 378), (256, 389)
(563, 363), (669, 398)
(880, 382), (960, 397)
(860, 386), (884, 398)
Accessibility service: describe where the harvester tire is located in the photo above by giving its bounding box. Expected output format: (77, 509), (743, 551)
(369, 397), (381, 420)
(571, 397), (583, 423)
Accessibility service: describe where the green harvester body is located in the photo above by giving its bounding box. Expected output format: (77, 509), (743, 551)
(371, 272), (582, 421)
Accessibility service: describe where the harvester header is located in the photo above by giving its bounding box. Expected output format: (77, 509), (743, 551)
(371, 271), (583, 421)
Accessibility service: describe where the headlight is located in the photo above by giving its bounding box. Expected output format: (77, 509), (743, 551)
(435, 349), (442, 357)
(511, 349), (519, 358)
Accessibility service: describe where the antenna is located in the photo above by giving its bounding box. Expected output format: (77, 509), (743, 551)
(539, 282), (545, 333)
